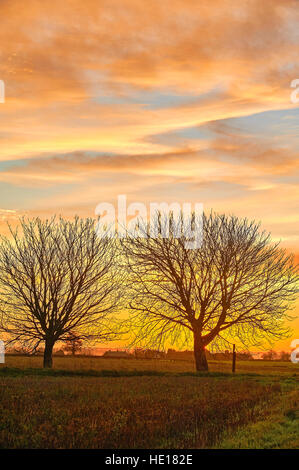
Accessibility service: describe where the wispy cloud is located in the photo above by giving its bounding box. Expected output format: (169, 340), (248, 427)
(0, 0), (297, 255)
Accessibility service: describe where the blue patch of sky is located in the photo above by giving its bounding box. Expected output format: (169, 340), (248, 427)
(0, 151), (119, 172)
(0, 181), (77, 210)
(91, 87), (200, 109)
(220, 108), (299, 139)
(0, 159), (27, 171)
(133, 179), (249, 203)
(272, 174), (299, 185)
(150, 107), (299, 146)
(118, 84), (226, 110)
(148, 125), (210, 146)
(86, 68), (228, 110)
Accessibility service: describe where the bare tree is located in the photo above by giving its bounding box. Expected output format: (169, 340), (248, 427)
(62, 331), (83, 356)
(279, 351), (290, 361)
(121, 212), (298, 371)
(0, 217), (122, 367)
(261, 350), (278, 361)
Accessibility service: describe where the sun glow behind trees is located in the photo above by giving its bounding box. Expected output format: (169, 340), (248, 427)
(0, 213), (297, 370)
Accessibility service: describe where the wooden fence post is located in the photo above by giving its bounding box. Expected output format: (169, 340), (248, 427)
(232, 344), (236, 373)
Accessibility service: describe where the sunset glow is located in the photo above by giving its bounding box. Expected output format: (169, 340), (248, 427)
(0, 0), (298, 351)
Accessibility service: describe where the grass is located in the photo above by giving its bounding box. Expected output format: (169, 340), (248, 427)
(0, 357), (298, 449)
(216, 388), (299, 449)
(2, 354), (298, 375)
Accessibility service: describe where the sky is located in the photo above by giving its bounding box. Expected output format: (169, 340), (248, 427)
(0, 0), (298, 351)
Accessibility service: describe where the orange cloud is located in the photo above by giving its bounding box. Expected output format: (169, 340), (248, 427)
(0, 0), (297, 347)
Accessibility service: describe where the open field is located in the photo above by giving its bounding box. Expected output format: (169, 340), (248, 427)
(2, 355), (299, 375)
(0, 357), (298, 449)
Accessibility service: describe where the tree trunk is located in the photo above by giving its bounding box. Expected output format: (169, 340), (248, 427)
(193, 331), (209, 371)
(43, 338), (54, 368)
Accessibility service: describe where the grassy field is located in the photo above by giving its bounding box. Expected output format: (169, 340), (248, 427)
(0, 357), (298, 449)
(2, 354), (298, 375)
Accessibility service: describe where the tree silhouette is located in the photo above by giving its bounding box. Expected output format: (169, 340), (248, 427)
(63, 331), (83, 356)
(121, 212), (298, 371)
(0, 217), (121, 367)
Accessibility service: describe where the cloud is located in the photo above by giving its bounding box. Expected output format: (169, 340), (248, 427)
(0, 0), (298, 350)
(0, 0), (297, 255)
(0, 0), (298, 159)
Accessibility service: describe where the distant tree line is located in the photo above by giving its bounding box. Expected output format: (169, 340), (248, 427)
(134, 348), (254, 361)
(0, 213), (297, 370)
(261, 350), (291, 361)
(5, 345), (291, 362)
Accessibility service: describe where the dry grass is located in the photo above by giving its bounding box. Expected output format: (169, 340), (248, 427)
(0, 356), (297, 449)
(0, 374), (281, 449)
(2, 355), (298, 375)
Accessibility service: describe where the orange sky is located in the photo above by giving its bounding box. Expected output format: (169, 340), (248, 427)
(0, 0), (298, 351)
